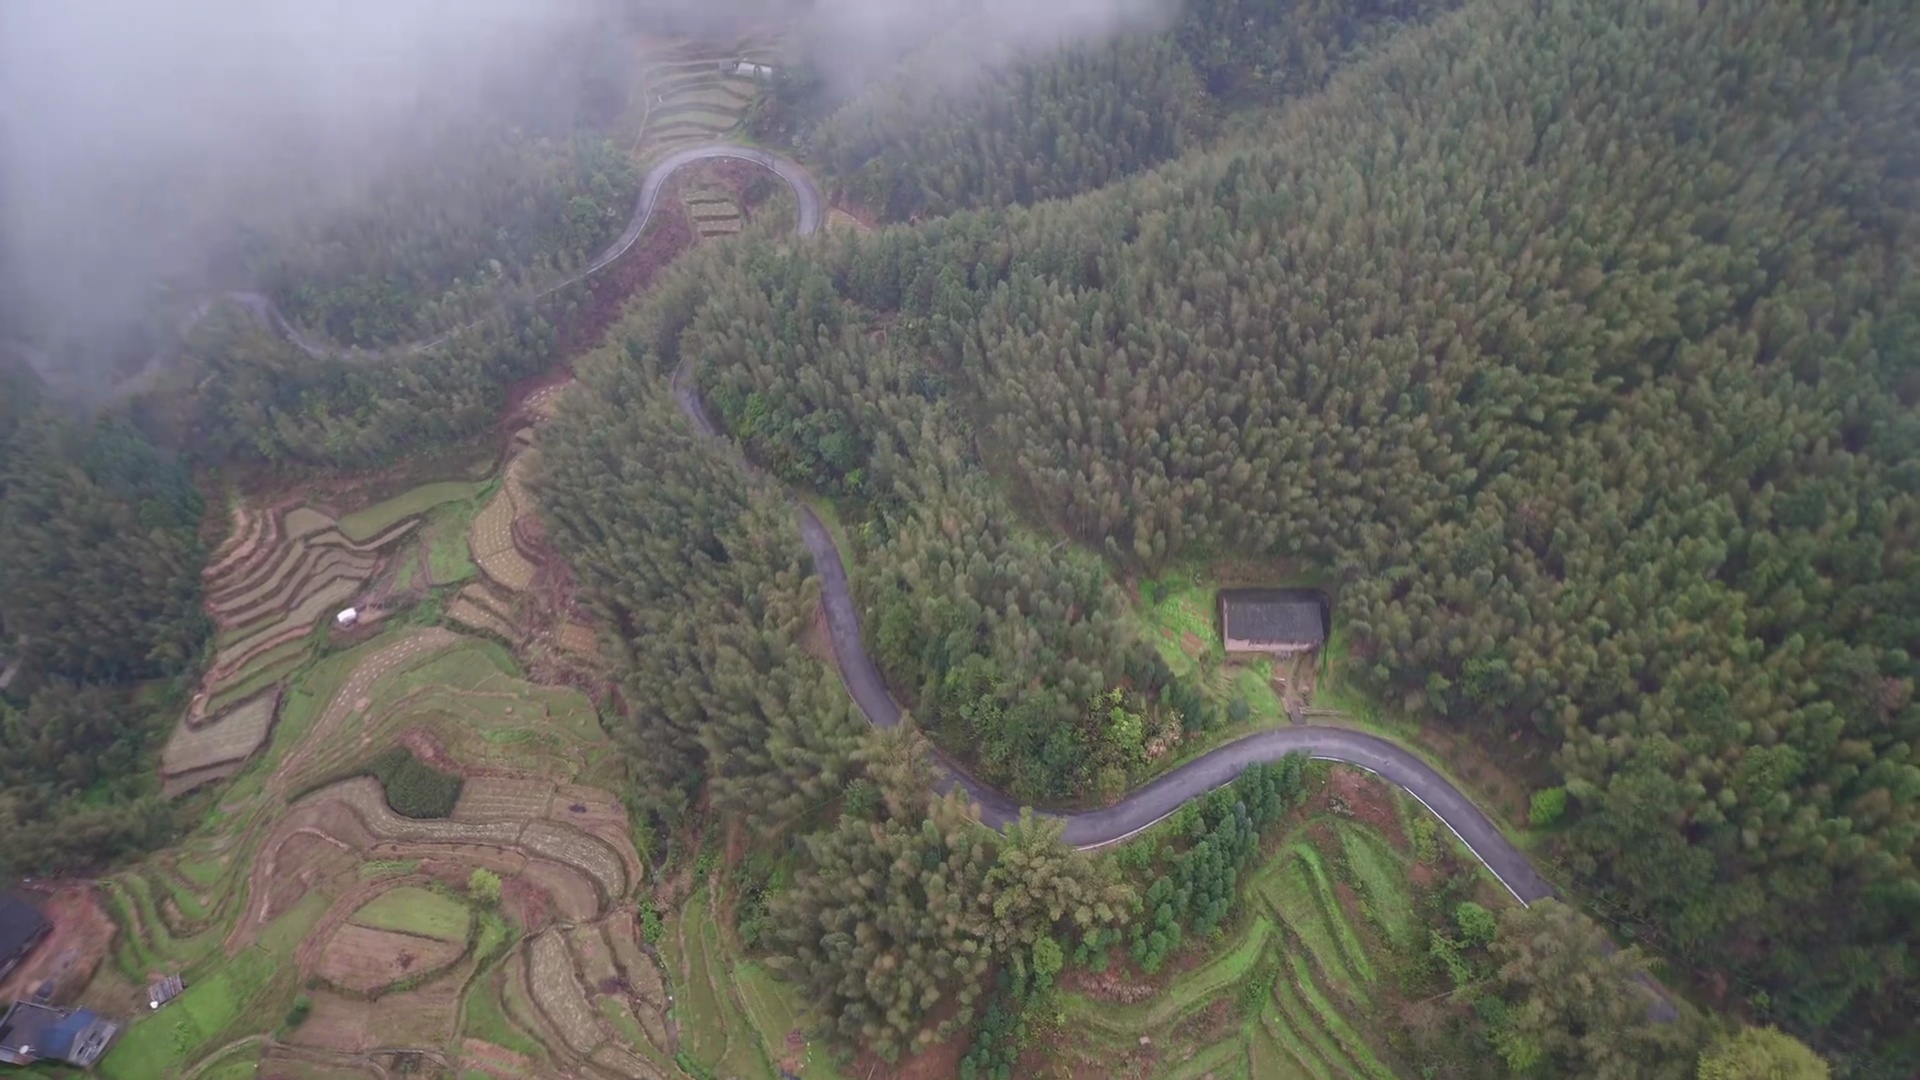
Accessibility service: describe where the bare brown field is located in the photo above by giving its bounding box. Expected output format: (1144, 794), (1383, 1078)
(529, 931), (604, 1054)
(456, 776), (555, 821)
(161, 688), (281, 783)
(314, 923), (466, 994)
(520, 820), (626, 901)
(460, 1037), (539, 1080)
(0, 884), (115, 1004)
(518, 860), (601, 924)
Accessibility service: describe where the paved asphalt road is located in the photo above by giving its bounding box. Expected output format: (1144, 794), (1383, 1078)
(65, 143), (828, 398)
(105, 138), (1564, 908)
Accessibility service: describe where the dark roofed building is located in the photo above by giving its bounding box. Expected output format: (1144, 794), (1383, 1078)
(0, 894), (49, 986)
(1218, 589), (1327, 656)
(0, 1001), (119, 1068)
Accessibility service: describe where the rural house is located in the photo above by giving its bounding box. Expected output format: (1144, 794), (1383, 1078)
(0, 895), (47, 986)
(1218, 589), (1327, 656)
(0, 1001), (119, 1068)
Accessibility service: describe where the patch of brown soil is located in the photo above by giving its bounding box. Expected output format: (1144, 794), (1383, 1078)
(802, 601), (833, 665)
(314, 923), (465, 994)
(1061, 963), (1158, 1005)
(502, 873), (554, 933)
(831, 200), (880, 232)
(247, 829), (362, 946)
(1407, 856), (1440, 889)
(1326, 766), (1408, 847)
(552, 181), (694, 356)
(460, 1038), (536, 1080)
(0, 884), (115, 1004)
(1171, 997), (1239, 1047)
(519, 858), (600, 923)
(289, 874), (412, 974)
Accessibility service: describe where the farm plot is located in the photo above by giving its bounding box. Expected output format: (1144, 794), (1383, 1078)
(684, 188), (745, 241)
(457, 777), (556, 821)
(1254, 848), (1370, 1002)
(450, 588), (518, 642)
(469, 483), (536, 591)
(632, 45), (759, 161)
(520, 820), (626, 901)
(312, 778), (525, 846)
(1049, 811), (1433, 1080)
(315, 922), (466, 993)
(349, 885), (472, 941)
(339, 480), (488, 542)
(1065, 917), (1275, 1038)
(668, 888), (767, 1079)
(179, 501), (428, 792)
(529, 931), (605, 1054)
(161, 688), (281, 793)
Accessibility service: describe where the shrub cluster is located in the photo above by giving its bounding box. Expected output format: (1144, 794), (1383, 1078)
(364, 746), (463, 819)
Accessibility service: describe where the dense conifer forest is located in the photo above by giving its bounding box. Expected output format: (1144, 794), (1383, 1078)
(0, 0), (1911, 1075)
(256, 128), (636, 348)
(536, 0), (1919, 1070)
(0, 362), (199, 875)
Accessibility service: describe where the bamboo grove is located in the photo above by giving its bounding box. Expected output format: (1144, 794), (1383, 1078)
(537, 0), (1920, 1066)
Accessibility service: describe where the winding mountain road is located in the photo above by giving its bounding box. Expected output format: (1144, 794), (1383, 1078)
(75, 141), (1557, 906)
(653, 147), (1557, 908)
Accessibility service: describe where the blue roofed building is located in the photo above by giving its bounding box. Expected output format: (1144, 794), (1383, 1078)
(0, 1000), (120, 1068)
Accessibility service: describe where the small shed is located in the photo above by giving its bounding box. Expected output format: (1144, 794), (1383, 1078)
(334, 608), (359, 629)
(1218, 589), (1327, 656)
(0, 893), (49, 985)
(148, 974), (186, 1010)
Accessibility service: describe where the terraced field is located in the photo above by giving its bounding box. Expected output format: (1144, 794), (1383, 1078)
(164, 493), (458, 795)
(1056, 803), (1458, 1080)
(454, 384), (610, 679)
(630, 35), (777, 162)
(660, 887), (846, 1080)
(82, 622), (671, 1079)
(683, 184), (744, 239)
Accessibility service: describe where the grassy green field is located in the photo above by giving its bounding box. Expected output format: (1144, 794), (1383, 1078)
(338, 480), (488, 541)
(99, 891), (329, 1080)
(349, 886), (472, 941)
(426, 492), (488, 584)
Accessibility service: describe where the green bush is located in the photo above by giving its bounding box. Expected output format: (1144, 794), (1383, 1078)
(1528, 786), (1568, 827)
(1455, 901), (1498, 947)
(468, 868), (502, 906)
(367, 746), (463, 818)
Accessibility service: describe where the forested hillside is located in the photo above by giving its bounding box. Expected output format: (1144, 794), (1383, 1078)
(542, 0), (1920, 1068)
(797, 0), (1457, 223)
(176, 299), (560, 470)
(0, 369), (198, 876)
(256, 129), (636, 348)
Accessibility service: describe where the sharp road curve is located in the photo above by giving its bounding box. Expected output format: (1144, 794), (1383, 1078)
(651, 148), (1557, 908)
(108, 141), (1557, 907)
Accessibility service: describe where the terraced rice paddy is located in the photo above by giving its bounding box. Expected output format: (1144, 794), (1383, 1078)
(169, 493), (455, 796)
(160, 688), (282, 794)
(630, 36), (771, 161)
(1057, 812), (1435, 1080)
(87, 617), (667, 1079)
